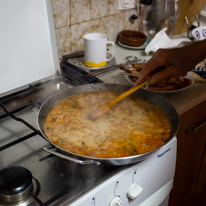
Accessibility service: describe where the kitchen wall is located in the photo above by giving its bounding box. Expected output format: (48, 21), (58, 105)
(52, 0), (139, 58)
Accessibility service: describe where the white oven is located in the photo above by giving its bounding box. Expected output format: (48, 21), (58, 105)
(60, 138), (177, 206)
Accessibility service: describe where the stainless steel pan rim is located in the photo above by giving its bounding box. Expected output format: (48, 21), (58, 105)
(42, 140), (168, 166)
(37, 83), (179, 166)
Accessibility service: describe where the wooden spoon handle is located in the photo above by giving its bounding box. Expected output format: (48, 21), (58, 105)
(109, 80), (149, 108)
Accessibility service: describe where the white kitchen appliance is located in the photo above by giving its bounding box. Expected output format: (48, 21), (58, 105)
(58, 138), (176, 206)
(0, 1), (177, 206)
(0, 0), (60, 95)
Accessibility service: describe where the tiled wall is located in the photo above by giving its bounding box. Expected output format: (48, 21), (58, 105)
(52, 0), (139, 57)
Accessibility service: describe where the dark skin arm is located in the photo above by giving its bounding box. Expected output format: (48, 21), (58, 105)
(136, 39), (206, 85)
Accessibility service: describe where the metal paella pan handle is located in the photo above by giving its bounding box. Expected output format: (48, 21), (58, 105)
(43, 147), (101, 165)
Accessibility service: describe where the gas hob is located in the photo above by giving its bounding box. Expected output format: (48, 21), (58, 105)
(0, 60), (177, 206)
(0, 69), (117, 206)
(0, 1), (177, 205)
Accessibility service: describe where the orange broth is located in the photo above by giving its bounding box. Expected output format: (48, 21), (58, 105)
(44, 91), (171, 158)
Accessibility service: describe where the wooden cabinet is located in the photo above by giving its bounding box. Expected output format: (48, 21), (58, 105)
(194, 149), (206, 206)
(168, 100), (206, 206)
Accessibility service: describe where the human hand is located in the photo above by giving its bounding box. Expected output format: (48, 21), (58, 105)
(135, 42), (205, 85)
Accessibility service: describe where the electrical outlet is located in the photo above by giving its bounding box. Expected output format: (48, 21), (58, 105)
(119, 0), (136, 10)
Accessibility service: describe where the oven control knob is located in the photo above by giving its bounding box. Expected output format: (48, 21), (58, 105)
(109, 195), (123, 206)
(127, 183), (143, 199)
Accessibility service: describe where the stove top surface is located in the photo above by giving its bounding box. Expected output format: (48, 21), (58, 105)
(0, 61), (177, 206)
(0, 105), (119, 205)
(0, 71), (120, 205)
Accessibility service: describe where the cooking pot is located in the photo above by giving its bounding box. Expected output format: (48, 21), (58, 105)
(37, 83), (179, 166)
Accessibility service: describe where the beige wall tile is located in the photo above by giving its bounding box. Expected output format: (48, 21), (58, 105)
(108, 13), (125, 42)
(53, 0), (139, 56)
(91, 0), (109, 20)
(101, 17), (110, 38)
(52, 0), (70, 28)
(71, 0), (90, 25)
(109, 0), (122, 15)
(56, 26), (72, 57)
(124, 9), (139, 30)
(90, 17), (109, 37)
(71, 22), (90, 53)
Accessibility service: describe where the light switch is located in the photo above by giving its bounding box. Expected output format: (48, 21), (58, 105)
(123, 0), (129, 4)
(119, 0), (136, 10)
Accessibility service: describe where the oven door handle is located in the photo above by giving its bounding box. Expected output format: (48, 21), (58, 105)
(185, 117), (206, 133)
(43, 147), (101, 165)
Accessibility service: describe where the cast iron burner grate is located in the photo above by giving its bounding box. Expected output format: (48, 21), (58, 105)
(0, 104), (44, 205)
(0, 59), (103, 152)
(0, 103), (44, 152)
(0, 68), (117, 206)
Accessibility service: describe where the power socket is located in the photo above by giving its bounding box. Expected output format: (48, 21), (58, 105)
(118, 0), (136, 10)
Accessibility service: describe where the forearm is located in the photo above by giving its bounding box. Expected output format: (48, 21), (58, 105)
(136, 39), (206, 85)
(181, 39), (206, 66)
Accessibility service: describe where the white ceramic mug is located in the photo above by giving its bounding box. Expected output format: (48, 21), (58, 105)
(84, 33), (115, 67)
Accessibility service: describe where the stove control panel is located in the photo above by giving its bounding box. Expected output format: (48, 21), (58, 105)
(109, 196), (123, 206)
(127, 183), (143, 199)
(63, 138), (177, 206)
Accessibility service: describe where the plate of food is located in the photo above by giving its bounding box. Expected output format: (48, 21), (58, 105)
(120, 62), (195, 93)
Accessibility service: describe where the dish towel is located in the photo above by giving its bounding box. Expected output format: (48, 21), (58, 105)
(145, 28), (191, 55)
(190, 61), (206, 83)
(189, 71), (206, 83)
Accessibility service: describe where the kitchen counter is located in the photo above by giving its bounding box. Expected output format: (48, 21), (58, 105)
(98, 43), (206, 116)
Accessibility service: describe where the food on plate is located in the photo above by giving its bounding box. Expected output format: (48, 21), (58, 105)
(120, 62), (145, 75)
(148, 76), (191, 91)
(120, 63), (192, 91)
(44, 91), (171, 158)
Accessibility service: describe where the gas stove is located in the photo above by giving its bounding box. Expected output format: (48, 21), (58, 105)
(0, 1), (177, 205)
(0, 56), (178, 206)
(0, 63), (177, 206)
(0, 84), (177, 206)
(0, 67), (117, 206)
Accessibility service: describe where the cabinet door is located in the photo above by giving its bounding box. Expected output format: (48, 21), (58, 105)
(168, 100), (206, 206)
(193, 144), (206, 206)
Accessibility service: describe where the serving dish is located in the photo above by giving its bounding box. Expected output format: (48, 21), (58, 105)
(118, 40), (148, 50)
(125, 72), (195, 94)
(119, 30), (147, 47)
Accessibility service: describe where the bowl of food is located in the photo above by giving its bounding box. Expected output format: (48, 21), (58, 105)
(119, 30), (147, 47)
(120, 61), (194, 93)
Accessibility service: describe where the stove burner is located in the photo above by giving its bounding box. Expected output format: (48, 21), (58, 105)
(0, 166), (33, 203)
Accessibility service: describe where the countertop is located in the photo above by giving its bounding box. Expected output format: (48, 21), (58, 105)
(97, 42), (206, 116)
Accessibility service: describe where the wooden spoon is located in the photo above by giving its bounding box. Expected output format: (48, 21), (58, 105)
(88, 80), (149, 120)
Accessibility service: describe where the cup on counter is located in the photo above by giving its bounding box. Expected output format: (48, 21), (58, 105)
(83, 33), (115, 67)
